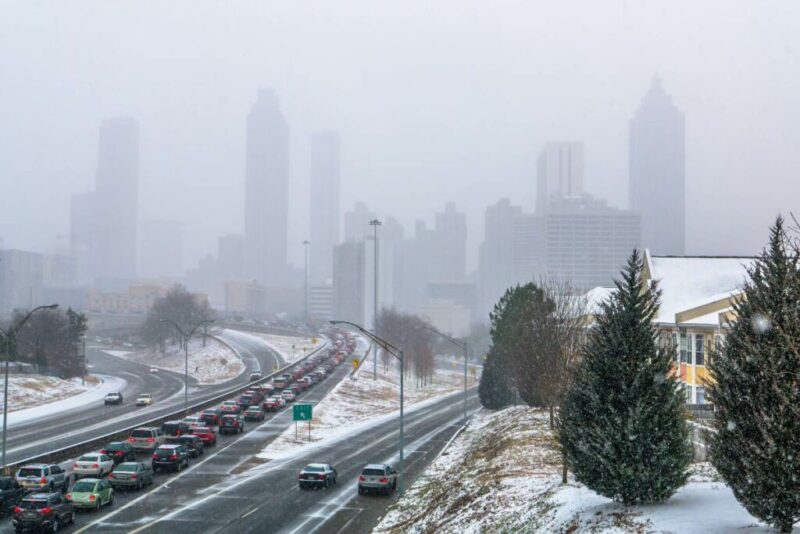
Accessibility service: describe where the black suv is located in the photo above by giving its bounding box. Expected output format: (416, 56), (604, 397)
(219, 415), (245, 435)
(100, 441), (136, 464)
(12, 492), (74, 533)
(0, 477), (24, 518)
(161, 420), (192, 437)
(176, 435), (204, 458)
(151, 444), (190, 473)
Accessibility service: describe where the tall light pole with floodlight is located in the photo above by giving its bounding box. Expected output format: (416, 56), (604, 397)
(368, 219), (382, 379)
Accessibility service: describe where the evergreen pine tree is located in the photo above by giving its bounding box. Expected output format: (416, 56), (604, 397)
(708, 217), (800, 533)
(478, 351), (515, 409)
(559, 249), (691, 504)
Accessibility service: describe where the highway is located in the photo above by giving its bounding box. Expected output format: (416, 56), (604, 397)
(3, 329), (283, 466)
(75, 386), (479, 534)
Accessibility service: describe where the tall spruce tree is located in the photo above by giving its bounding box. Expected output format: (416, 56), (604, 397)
(478, 350), (515, 409)
(709, 217), (800, 533)
(559, 249), (691, 504)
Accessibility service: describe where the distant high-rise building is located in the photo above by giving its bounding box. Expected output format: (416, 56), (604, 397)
(433, 202), (467, 281)
(309, 131), (340, 284)
(629, 77), (685, 255)
(332, 242), (365, 325)
(218, 234), (245, 280)
(139, 220), (184, 278)
(92, 117), (139, 286)
(478, 198), (522, 319)
(244, 88), (290, 285)
(0, 249), (43, 312)
(344, 202), (376, 243)
(536, 142), (584, 213)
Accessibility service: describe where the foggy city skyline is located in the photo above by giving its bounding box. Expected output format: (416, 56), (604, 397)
(2, 1), (799, 276)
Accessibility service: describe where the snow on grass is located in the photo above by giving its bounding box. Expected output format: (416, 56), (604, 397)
(258, 361), (477, 459)
(0, 375), (97, 414)
(375, 406), (779, 534)
(246, 332), (318, 363)
(119, 337), (243, 385)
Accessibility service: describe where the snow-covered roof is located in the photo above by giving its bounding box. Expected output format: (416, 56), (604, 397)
(647, 254), (752, 324)
(585, 287), (616, 315)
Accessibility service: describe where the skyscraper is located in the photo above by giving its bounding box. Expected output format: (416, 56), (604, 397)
(478, 198), (522, 319)
(536, 142), (584, 213)
(433, 202), (467, 281)
(344, 201), (376, 243)
(245, 88), (290, 285)
(629, 77), (685, 255)
(92, 117), (139, 286)
(309, 131), (340, 284)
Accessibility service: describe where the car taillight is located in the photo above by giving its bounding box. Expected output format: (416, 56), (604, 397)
(152, 454), (158, 459)
(66, 493), (72, 500)
(73, 463), (79, 469)
(146, 437), (155, 443)
(13, 506), (22, 514)
(92, 463), (99, 468)
(379, 477), (389, 483)
(169, 454), (178, 460)
(108, 474), (114, 479)
(100, 450), (108, 455)
(41, 506), (54, 513)
(128, 437), (136, 442)
(130, 474), (137, 480)
(40, 477), (47, 484)
(89, 495), (96, 501)
(318, 474), (326, 480)
(358, 475), (366, 481)
(116, 451), (124, 456)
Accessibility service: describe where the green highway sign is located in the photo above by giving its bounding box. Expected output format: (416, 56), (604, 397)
(293, 404), (313, 421)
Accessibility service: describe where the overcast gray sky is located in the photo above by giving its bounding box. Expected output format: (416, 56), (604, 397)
(1, 1), (798, 271)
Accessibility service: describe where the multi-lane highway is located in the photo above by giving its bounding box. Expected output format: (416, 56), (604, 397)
(4, 329), (284, 466)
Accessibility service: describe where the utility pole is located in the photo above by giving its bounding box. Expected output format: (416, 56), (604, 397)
(302, 240), (310, 324)
(369, 219), (382, 379)
(161, 318), (214, 414)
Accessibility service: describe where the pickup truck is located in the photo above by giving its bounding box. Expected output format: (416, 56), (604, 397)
(15, 464), (70, 493)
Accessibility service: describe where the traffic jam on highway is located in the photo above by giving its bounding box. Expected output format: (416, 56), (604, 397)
(0, 331), (403, 534)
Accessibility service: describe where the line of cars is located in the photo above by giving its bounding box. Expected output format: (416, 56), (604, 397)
(7, 333), (357, 532)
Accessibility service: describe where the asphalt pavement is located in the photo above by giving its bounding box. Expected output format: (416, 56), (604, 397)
(3, 329), (284, 466)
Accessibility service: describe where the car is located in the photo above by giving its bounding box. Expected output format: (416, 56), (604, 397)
(66, 478), (113, 512)
(237, 393), (255, 409)
(219, 414), (245, 435)
(104, 392), (123, 405)
(161, 420), (192, 437)
(249, 371), (262, 381)
(357, 464), (398, 495)
(272, 378), (288, 389)
(220, 400), (241, 414)
(136, 393), (153, 406)
(99, 442), (136, 465)
(108, 462), (153, 491)
(12, 492), (74, 532)
(281, 389), (296, 403)
(298, 464), (338, 490)
(188, 425), (217, 447)
(176, 435), (204, 458)
(149, 367), (159, 374)
(151, 444), (190, 473)
(0, 477), (24, 518)
(262, 397), (280, 412)
(200, 408), (222, 426)
(243, 406), (265, 422)
(15, 464), (69, 494)
(300, 377), (315, 388)
(127, 427), (165, 452)
(73, 453), (115, 479)
(182, 416), (203, 427)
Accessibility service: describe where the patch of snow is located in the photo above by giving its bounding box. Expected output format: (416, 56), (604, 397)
(3, 374), (127, 427)
(245, 332), (318, 363)
(115, 337), (243, 385)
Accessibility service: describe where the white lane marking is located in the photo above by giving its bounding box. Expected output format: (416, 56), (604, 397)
(241, 505), (261, 518)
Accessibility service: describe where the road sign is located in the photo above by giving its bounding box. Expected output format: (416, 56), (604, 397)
(293, 404), (313, 421)
(352, 358), (360, 370)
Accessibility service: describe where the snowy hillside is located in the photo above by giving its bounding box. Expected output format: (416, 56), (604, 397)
(0, 375), (98, 413)
(376, 406), (781, 533)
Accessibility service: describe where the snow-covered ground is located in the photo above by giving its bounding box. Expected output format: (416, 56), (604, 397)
(116, 336), (243, 385)
(245, 332), (317, 363)
(258, 360), (477, 459)
(376, 406), (782, 533)
(2, 374), (127, 427)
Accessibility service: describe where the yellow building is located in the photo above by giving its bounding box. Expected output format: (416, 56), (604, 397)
(586, 250), (753, 405)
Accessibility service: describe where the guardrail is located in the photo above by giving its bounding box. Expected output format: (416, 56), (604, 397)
(1, 337), (330, 476)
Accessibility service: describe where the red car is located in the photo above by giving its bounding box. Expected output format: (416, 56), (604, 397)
(189, 425), (217, 447)
(200, 409), (221, 426)
(262, 398), (280, 412)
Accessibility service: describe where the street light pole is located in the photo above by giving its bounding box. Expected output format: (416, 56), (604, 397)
(302, 240), (310, 324)
(368, 219), (382, 379)
(160, 318), (214, 414)
(330, 319), (404, 493)
(0, 303), (59, 468)
(422, 324), (469, 426)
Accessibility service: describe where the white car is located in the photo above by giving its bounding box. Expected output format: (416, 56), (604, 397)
(136, 393), (153, 406)
(149, 367), (159, 374)
(281, 389), (296, 403)
(183, 416), (202, 426)
(73, 453), (115, 479)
